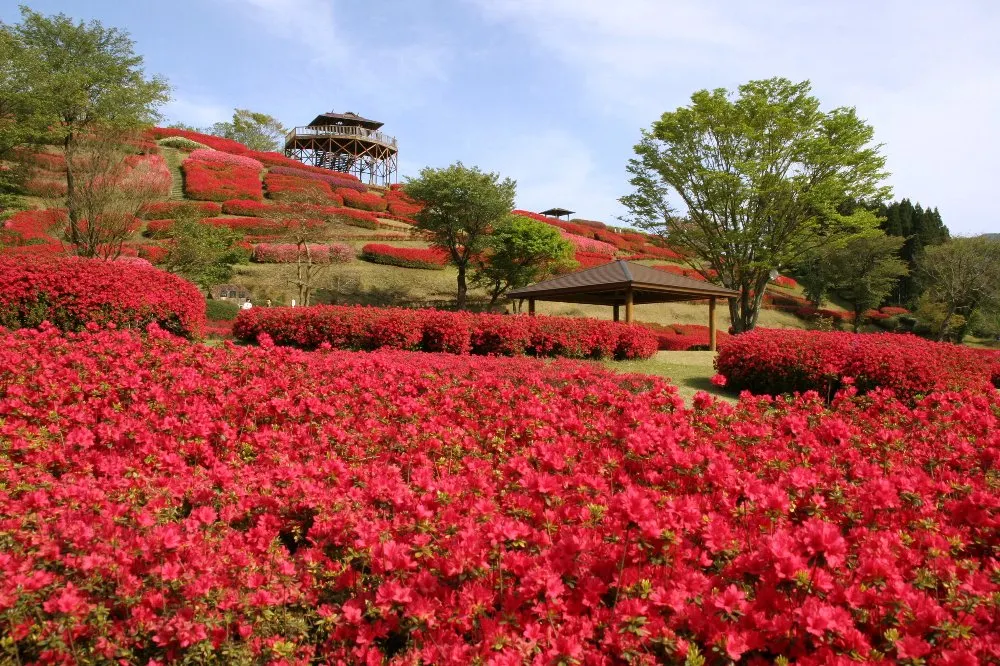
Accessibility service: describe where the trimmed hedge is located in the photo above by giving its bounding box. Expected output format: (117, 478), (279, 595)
(716, 329), (999, 400)
(360, 243), (447, 269)
(233, 306), (658, 360)
(0, 256), (205, 338)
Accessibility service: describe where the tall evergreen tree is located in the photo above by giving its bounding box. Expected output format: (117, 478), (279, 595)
(875, 199), (949, 305)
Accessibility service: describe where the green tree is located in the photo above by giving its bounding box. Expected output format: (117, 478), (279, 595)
(825, 233), (908, 331)
(405, 163), (516, 309)
(2, 6), (170, 244)
(918, 236), (1000, 341)
(473, 215), (574, 309)
(876, 198), (949, 305)
(621, 78), (890, 332)
(209, 108), (286, 152)
(162, 215), (248, 288)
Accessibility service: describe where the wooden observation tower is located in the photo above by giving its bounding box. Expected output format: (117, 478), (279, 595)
(284, 111), (398, 186)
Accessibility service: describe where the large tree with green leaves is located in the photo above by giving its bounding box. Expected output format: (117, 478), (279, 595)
(405, 163), (516, 309)
(162, 214), (248, 289)
(825, 232), (909, 331)
(1, 6), (170, 242)
(876, 199), (949, 305)
(918, 236), (1000, 341)
(208, 108), (287, 152)
(621, 78), (891, 332)
(473, 215), (574, 309)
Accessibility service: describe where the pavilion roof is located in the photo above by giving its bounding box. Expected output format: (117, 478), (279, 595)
(508, 260), (739, 305)
(307, 111), (384, 130)
(539, 207), (575, 217)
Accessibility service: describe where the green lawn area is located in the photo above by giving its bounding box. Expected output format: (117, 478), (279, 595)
(600, 350), (736, 404)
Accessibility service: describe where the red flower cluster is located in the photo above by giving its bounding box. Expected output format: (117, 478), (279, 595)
(1, 326), (997, 663)
(181, 156), (263, 202)
(252, 242), (354, 264)
(635, 244), (686, 260)
(338, 188), (389, 213)
(136, 243), (169, 264)
(360, 243), (448, 269)
(267, 165), (367, 192)
(773, 275), (798, 289)
(560, 231), (618, 256)
(202, 217), (286, 236)
(187, 149), (264, 171)
(264, 172), (342, 203)
(644, 323), (732, 350)
(571, 251), (615, 269)
(384, 187), (423, 218)
(0, 256), (205, 337)
(716, 329), (999, 399)
(23, 174), (67, 197)
(139, 201), (221, 220)
(653, 264), (718, 282)
(880, 306), (910, 316)
(1, 209), (67, 246)
(234, 306), (658, 359)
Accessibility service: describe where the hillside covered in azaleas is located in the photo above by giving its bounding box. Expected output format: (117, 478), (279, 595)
(0, 325), (997, 664)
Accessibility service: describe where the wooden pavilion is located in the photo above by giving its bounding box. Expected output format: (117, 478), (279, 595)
(284, 110), (398, 186)
(508, 260), (740, 351)
(540, 207), (575, 220)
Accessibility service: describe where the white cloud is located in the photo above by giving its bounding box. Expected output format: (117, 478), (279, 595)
(469, 0), (1000, 234)
(229, 0), (449, 106)
(161, 95), (229, 127)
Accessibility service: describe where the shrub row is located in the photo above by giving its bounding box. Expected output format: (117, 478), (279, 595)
(339, 188), (388, 212)
(1, 209), (66, 246)
(266, 165), (366, 192)
(644, 322), (732, 350)
(233, 306), (659, 359)
(716, 329), (1000, 400)
(572, 251), (615, 269)
(139, 201), (222, 220)
(251, 242), (353, 264)
(559, 230), (618, 256)
(264, 172), (343, 203)
(360, 243), (447, 269)
(0, 256), (205, 337)
(187, 148), (264, 171)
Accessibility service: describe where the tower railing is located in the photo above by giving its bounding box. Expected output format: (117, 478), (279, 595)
(285, 125), (398, 149)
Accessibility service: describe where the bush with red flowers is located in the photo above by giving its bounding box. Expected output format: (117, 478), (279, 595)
(264, 172), (341, 203)
(644, 322), (732, 350)
(1, 209), (67, 247)
(571, 251), (615, 269)
(0, 255), (205, 337)
(182, 155), (263, 202)
(139, 201), (222, 220)
(559, 231), (618, 256)
(234, 305), (658, 359)
(773, 275), (798, 289)
(338, 188), (388, 212)
(360, 243), (447, 269)
(251, 242), (353, 264)
(0, 325), (998, 663)
(880, 306), (910, 316)
(716, 328), (997, 400)
(267, 165), (366, 192)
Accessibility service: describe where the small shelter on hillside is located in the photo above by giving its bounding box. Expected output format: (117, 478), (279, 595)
(508, 260), (739, 351)
(540, 207), (575, 220)
(284, 109), (398, 186)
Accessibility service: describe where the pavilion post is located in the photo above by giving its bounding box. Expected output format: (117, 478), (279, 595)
(709, 297), (717, 351)
(613, 304), (620, 322)
(528, 299), (536, 316)
(625, 288), (634, 323)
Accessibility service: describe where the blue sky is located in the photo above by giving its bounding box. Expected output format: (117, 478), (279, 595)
(6, 1), (999, 234)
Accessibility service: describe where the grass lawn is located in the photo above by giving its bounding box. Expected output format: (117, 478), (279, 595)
(600, 351), (736, 404)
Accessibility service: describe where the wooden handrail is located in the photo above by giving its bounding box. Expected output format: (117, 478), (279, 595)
(285, 125), (398, 149)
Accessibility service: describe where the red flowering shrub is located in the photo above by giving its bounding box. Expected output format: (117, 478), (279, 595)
(202, 217), (286, 235)
(557, 230), (616, 256)
(1, 326), (998, 663)
(0, 256), (205, 337)
(773, 275), (798, 289)
(638, 243), (685, 260)
(187, 149), (264, 171)
(338, 188), (388, 212)
(15, 149), (66, 172)
(136, 244), (169, 264)
(220, 199), (271, 216)
(182, 157), (263, 202)
(361, 243), (447, 269)
(264, 172), (341, 203)
(384, 188), (423, 218)
(880, 306), (910, 316)
(653, 264), (718, 282)
(23, 173), (68, 197)
(1, 209), (66, 246)
(267, 165), (366, 192)
(139, 201), (221, 220)
(148, 127), (249, 153)
(252, 242), (353, 264)
(571, 251), (615, 269)
(717, 329), (997, 400)
(234, 306), (658, 359)
(644, 322), (732, 350)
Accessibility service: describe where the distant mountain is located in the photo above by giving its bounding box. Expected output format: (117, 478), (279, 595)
(985, 233), (1000, 240)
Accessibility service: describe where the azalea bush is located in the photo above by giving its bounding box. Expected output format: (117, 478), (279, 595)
(252, 242), (353, 264)
(139, 201), (221, 220)
(560, 230), (618, 256)
(264, 172), (341, 202)
(571, 251), (616, 269)
(0, 209), (66, 246)
(360, 243), (447, 269)
(182, 157), (263, 202)
(0, 256), (205, 337)
(267, 165), (366, 192)
(202, 217), (286, 236)
(716, 329), (999, 400)
(0, 326), (997, 664)
(233, 305), (658, 359)
(645, 322), (731, 350)
(773, 275), (798, 289)
(338, 188), (388, 213)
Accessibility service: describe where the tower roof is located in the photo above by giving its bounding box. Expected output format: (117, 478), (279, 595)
(307, 111), (384, 130)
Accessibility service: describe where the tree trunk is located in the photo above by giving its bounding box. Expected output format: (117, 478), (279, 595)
(64, 134), (81, 249)
(853, 305), (862, 333)
(456, 263), (468, 310)
(937, 304), (957, 342)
